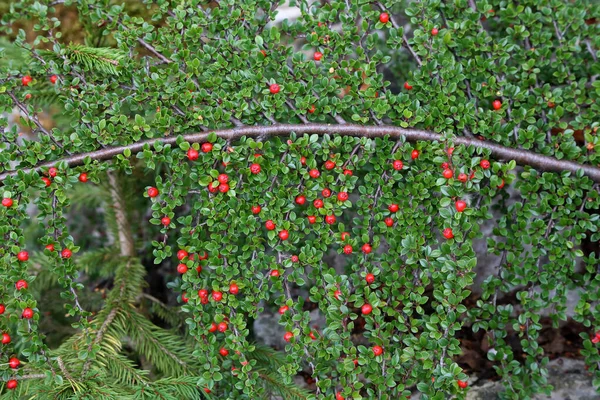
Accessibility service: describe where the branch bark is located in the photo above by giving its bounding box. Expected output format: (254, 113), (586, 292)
(1, 124), (599, 183)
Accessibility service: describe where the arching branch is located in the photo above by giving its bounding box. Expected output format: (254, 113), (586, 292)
(0, 124), (599, 183)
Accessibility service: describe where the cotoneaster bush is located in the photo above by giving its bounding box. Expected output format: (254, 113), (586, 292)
(0, 0), (599, 399)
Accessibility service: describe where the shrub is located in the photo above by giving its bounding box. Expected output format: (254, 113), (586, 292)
(0, 0), (599, 399)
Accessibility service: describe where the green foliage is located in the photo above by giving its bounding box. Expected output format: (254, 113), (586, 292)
(0, 0), (598, 399)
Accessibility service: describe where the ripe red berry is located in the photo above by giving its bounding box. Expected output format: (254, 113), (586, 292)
(365, 273), (375, 284)
(334, 289), (342, 300)
(361, 303), (373, 314)
(314, 51), (323, 61)
(480, 159), (490, 169)
(6, 379), (17, 390)
(295, 195), (306, 205)
(443, 228), (454, 239)
(336, 392), (344, 400)
(16, 280), (28, 290)
(270, 269), (280, 277)
(321, 188), (331, 198)
(457, 380), (468, 389)
(279, 305), (289, 314)
(201, 143), (213, 153)
(379, 12), (389, 24)
(388, 204), (399, 213)
(343, 169), (353, 176)
(325, 215), (336, 224)
(212, 291), (223, 301)
(187, 148), (199, 161)
(431, 27), (439, 36)
(325, 160), (335, 170)
(309, 331), (317, 340)
(2, 198), (13, 207)
(337, 192), (349, 201)
(493, 99), (502, 110)
(372, 345), (383, 356)
(458, 173), (468, 182)
(279, 230), (289, 240)
(161, 216), (171, 226)
(441, 162), (449, 169)
(218, 183), (229, 193)
(343, 244), (353, 254)
(265, 220), (276, 230)
(455, 200), (467, 212)
(497, 179), (505, 189)
(411, 150), (419, 159)
(17, 251), (29, 262)
(309, 169), (320, 178)
(181, 292), (189, 303)
(50, 74), (58, 84)
(362, 243), (372, 254)
(392, 160), (403, 170)
(48, 167), (58, 177)
(78, 173), (88, 183)
(251, 205), (261, 214)
(198, 252), (208, 260)
(2, 333), (11, 344)
(218, 322), (228, 332)
(147, 187), (159, 198)
(177, 249), (189, 260)
(283, 331), (294, 342)
(217, 174), (229, 184)
(177, 263), (188, 274)
(308, 105), (316, 114)
(209, 323), (217, 333)
(45, 244), (55, 252)
(300, 156), (307, 165)
(8, 357), (20, 369)
(443, 169), (453, 179)
(42, 177), (51, 187)
(404, 82), (413, 90)
(219, 348), (229, 357)
(198, 289), (208, 298)
(250, 163), (261, 174)
(313, 199), (324, 208)
(341, 232), (350, 241)
(291, 255), (299, 263)
(21, 75), (31, 86)
(0, 304), (4, 314)
(269, 83), (280, 94)
(384, 217), (394, 227)
(22, 307), (34, 319)
(447, 147), (455, 155)
(61, 248), (72, 258)
(307, 216), (316, 224)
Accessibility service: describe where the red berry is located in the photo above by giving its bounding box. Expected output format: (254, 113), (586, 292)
(250, 163), (261, 174)
(21, 75), (31, 86)
(388, 204), (399, 213)
(455, 200), (467, 212)
(198, 252), (208, 260)
(497, 179), (505, 189)
(307, 216), (316, 224)
(15, 280), (28, 290)
(279, 230), (289, 240)
(443, 169), (453, 179)
(458, 380), (468, 389)
(314, 51), (323, 61)
(379, 12), (389, 24)
(291, 255), (299, 263)
(341, 232), (350, 241)
(269, 83), (280, 94)
(1, 333), (10, 344)
(218, 322), (228, 332)
(61, 248), (72, 258)
(384, 217), (394, 227)
(209, 323), (217, 333)
(265, 220), (276, 230)
(447, 147), (455, 155)
(343, 169), (353, 176)
(251, 205), (261, 214)
(177, 249), (189, 260)
(42, 177), (51, 187)
(493, 99), (502, 110)
(201, 143), (213, 153)
(321, 188), (331, 198)
(431, 27), (439, 36)
(300, 156), (307, 165)
(177, 263), (188, 274)
(147, 187), (159, 198)
(218, 183), (229, 193)
(361, 304), (373, 314)
(308, 105), (316, 114)
(212, 291), (223, 301)
(309, 169), (320, 178)
(343, 244), (353, 255)
(161, 216), (171, 226)
(372, 345), (383, 356)
(0, 305), (4, 314)
(353, 359), (358, 367)
(17, 251), (29, 262)
(458, 173), (468, 182)
(313, 199), (324, 208)
(6, 379), (17, 390)
(50, 74), (57, 84)
(336, 392), (344, 400)
(325, 160), (335, 170)
(392, 160), (403, 170)
(48, 167), (58, 177)
(365, 273), (375, 284)
(217, 174), (229, 184)
(219, 348), (229, 357)
(309, 331), (317, 340)
(441, 162), (449, 169)
(404, 82), (413, 90)
(334, 289), (342, 300)
(2, 198), (13, 207)
(480, 159), (490, 169)
(181, 292), (189, 303)
(411, 150), (419, 159)
(187, 148), (199, 161)
(325, 215), (336, 224)
(45, 244), (55, 252)
(22, 307), (34, 319)
(337, 192), (349, 201)
(270, 269), (280, 277)
(443, 228), (454, 239)
(196, 265), (202, 273)
(8, 357), (19, 369)
(279, 305), (289, 314)
(296, 195), (306, 205)
(362, 243), (372, 254)
(78, 173), (88, 183)
(283, 331), (294, 342)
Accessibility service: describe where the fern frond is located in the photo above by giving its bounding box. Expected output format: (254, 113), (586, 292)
(39, 44), (126, 76)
